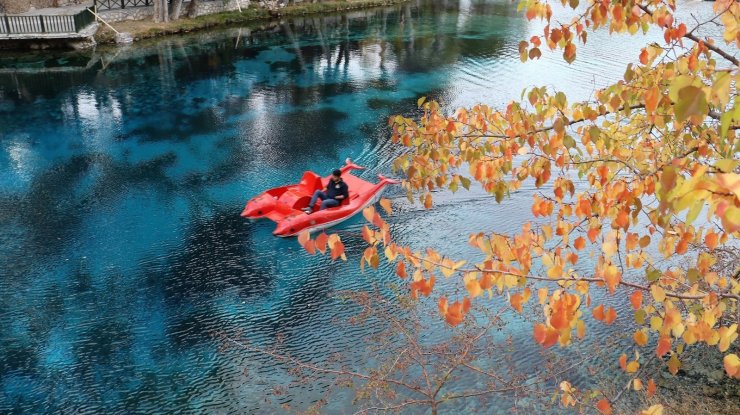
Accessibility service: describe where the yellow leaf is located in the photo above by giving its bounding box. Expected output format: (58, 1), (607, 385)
(640, 404), (664, 415)
(417, 96), (426, 107)
(724, 354), (740, 379)
(634, 330), (648, 346)
(651, 285), (666, 303)
(440, 259), (456, 278)
(602, 240), (618, 258)
(384, 245), (398, 262)
(716, 173), (740, 200)
(576, 319), (586, 339)
(541, 224), (553, 240)
(453, 260), (467, 271)
(633, 379), (643, 391)
(715, 159), (739, 174)
(559, 380), (574, 393)
(668, 354), (681, 375)
(718, 324), (738, 352)
(626, 360), (640, 373)
(538, 287), (549, 305)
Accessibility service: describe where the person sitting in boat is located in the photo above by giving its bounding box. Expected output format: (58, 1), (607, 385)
(302, 169), (349, 214)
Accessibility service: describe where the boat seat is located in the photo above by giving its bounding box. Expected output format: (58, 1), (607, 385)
(340, 192), (359, 206)
(298, 171), (323, 195)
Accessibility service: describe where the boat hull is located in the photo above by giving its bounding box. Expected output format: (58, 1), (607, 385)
(241, 161), (398, 237)
(274, 185), (388, 237)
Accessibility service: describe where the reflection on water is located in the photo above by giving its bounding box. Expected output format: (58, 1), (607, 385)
(0, 0), (719, 413)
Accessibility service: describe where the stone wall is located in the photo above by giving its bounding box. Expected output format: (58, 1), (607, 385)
(97, 4), (154, 22)
(97, 0), (250, 23)
(0, 0), (87, 14)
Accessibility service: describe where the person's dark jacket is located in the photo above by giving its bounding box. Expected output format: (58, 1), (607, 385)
(325, 179), (349, 201)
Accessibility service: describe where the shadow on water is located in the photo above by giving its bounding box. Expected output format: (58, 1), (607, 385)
(0, 152), (177, 266)
(160, 209), (271, 306)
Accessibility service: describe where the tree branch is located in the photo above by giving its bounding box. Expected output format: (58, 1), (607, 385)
(638, 3), (739, 67)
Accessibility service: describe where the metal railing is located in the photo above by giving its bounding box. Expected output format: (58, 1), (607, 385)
(0, 7), (95, 35)
(94, 0), (153, 10)
(93, 0), (219, 11)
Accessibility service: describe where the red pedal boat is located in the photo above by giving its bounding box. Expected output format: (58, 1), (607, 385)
(241, 159), (399, 237)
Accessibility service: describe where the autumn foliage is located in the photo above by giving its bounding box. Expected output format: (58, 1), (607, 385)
(298, 0), (739, 412)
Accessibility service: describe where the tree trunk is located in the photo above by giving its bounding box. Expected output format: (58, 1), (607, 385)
(186, 0), (200, 18)
(153, 0), (161, 22)
(162, 0), (170, 23)
(170, 0), (184, 21)
(153, 0), (170, 23)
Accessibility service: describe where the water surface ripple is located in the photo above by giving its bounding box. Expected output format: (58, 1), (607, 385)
(0, 0), (719, 413)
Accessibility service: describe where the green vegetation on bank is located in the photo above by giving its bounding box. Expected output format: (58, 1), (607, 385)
(95, 0), (408, 44)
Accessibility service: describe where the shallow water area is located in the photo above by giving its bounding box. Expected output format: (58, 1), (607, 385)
(0, 0), (723, 413)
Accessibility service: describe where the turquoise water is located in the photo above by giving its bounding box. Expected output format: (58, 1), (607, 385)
(0, 0), (720, 413)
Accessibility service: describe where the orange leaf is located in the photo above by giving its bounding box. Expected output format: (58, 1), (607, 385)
(480, 273), (495, 290)
(396, 261), (407, 278)
(645, 87), (660, 113)
(466, 276), (483, 298)
(615, 209), (629, 230)
(410, 275), (435, 298)
(362, 206), (376, 223)
(626, 233), (639, 251)
(533, 323), (559, 348)
(330, 240), (344, 260)
(298, 231), (310, 247)
(315, 232), (328, 254)
(587, 227), (600, 243)
(361, 225), (375, 244)
(371, 212), (385, 229)
(639, 48), (648, 65)
(592, 304), (605, 321)
(603, 264), (621, 294)
(596, 398), (612, 415)
(304, 240), (316, 255)
(604, 307), (616, 325)
(563, 42), (577, 64)
(639, 235), (651, 248)
(551, 308), (569, 330)
(675, 238), (688, 255)
(443, 298), (467, 326)
(619, 353), (628, 370)
(705, 231), (719, 250)
(647, 378), (657, 397)
(438, 296), (448, 314)
(574, 236), (586, 250)
(656, 336), (671, 357)
(379, 198), (392, 214)
(511, 292), (525, 313)
(630, 291), (643, 309)
(424, 193), (433, 209)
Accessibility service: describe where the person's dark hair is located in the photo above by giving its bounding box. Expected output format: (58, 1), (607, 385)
(332, 169), (342, 177)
